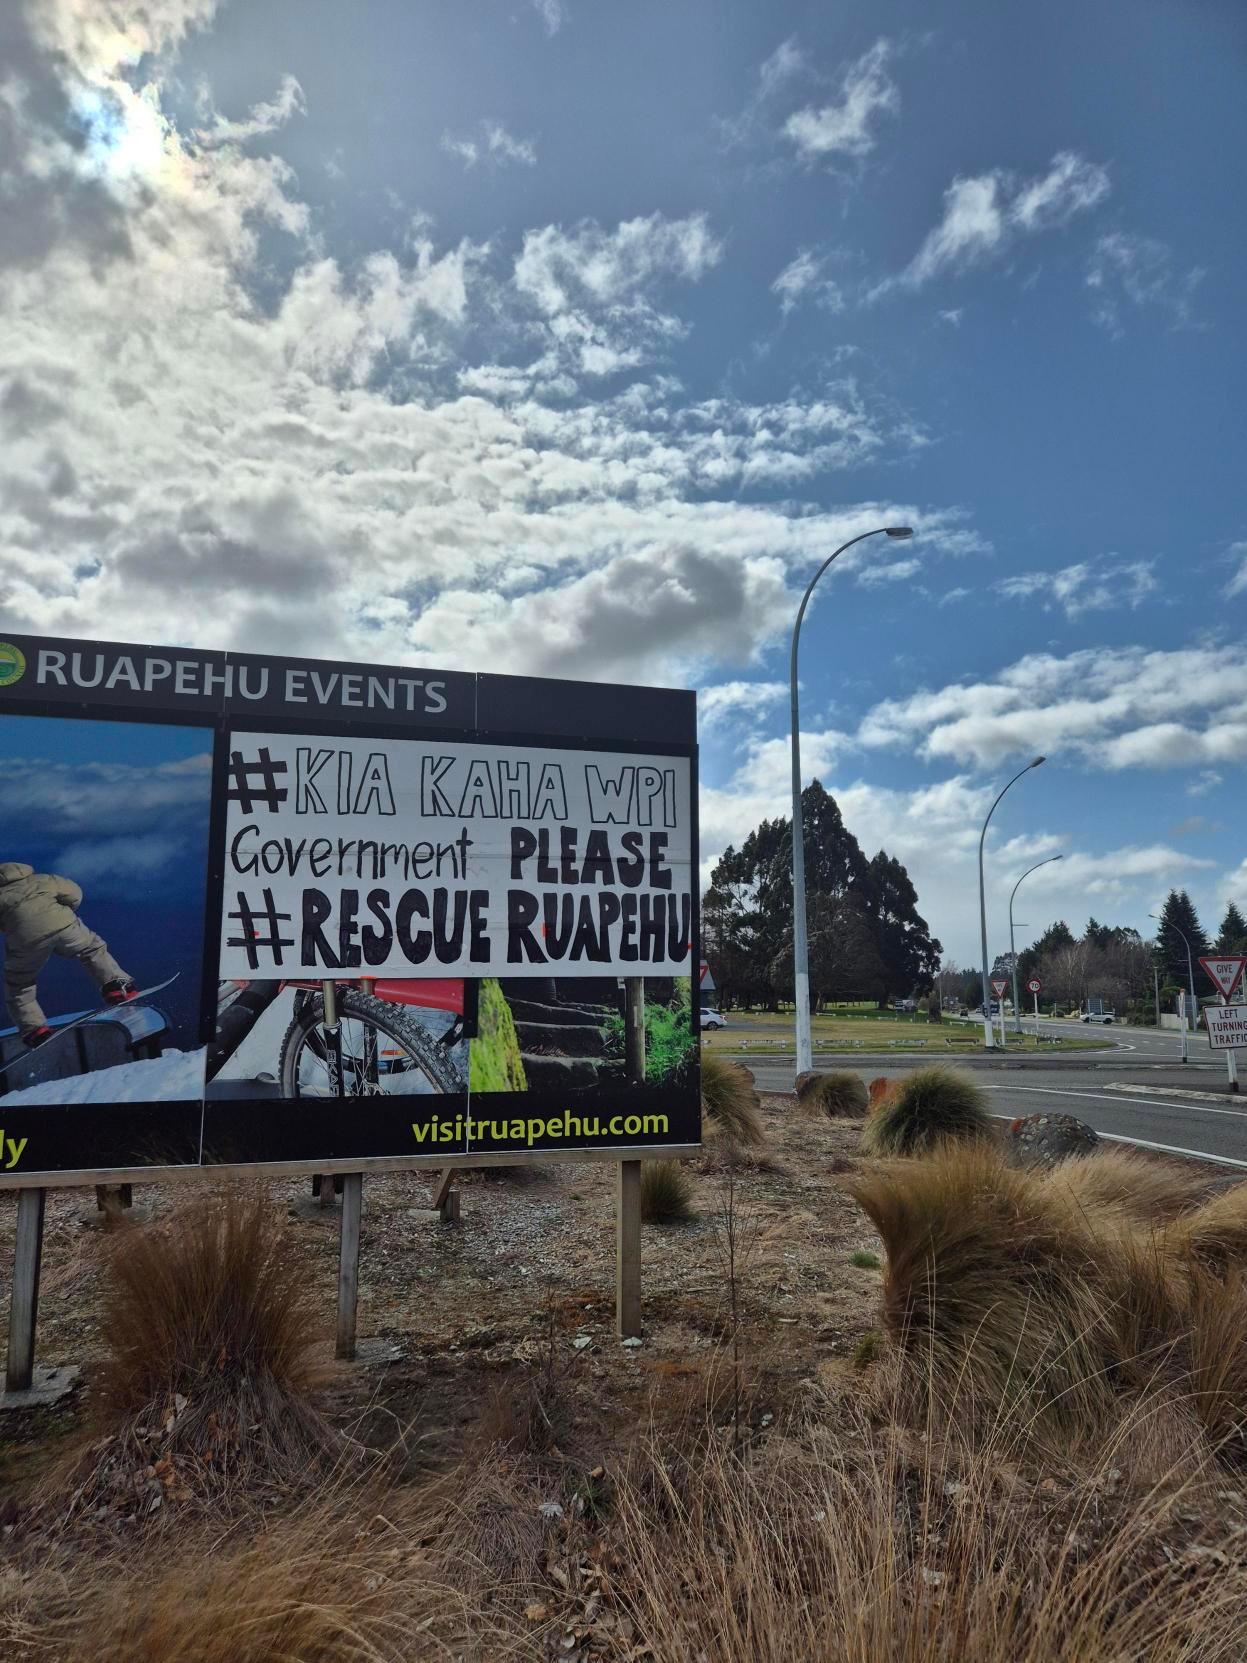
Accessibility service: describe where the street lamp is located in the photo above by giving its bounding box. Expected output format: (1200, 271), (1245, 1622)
(1149, 912), (1198, 1059)
(790, 525), (914, 1076)
(1009, 854), (1063, 1034)
(978, 757), (1046, 1049)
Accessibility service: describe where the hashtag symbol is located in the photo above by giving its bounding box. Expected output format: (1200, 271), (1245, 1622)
(226, 747), (289, 812)
(226, 888), (293, 970)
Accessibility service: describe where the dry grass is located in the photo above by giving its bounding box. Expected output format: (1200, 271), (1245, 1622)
(860, 1065), (992, 1157)
(1040, 1147), (1208, 1224)
(700, 1051), (764, 1146)
(852, 1143), (1247, 1467)
(604, 1409), (1247, 1663)
(72, 1188), (340, 1508)
(640, 1159), (695, 1224)
(1171, 1182), (1247, 1275)
(796, 1069), (869, 1118)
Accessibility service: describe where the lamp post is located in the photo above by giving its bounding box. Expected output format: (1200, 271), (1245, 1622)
(1150, 912), (1198, 1062)
(790, 525), (914, 1076)
(1009, 853), (1063, 1034)
(978, 757), (1046, 1050)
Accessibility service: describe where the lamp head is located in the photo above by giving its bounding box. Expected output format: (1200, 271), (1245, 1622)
(884, 526), (914, 539)
(1030, 755), (1046, 769)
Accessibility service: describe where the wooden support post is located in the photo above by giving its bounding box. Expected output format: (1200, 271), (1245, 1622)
(335, 1173), (363, 1361)
(318, 1175), (337, 1209)
(616, 1160), (641, 1338)
(625, 977), (647, 1084)
(6, 1188), (46, 1394)
(432, 1167), (460, 1223)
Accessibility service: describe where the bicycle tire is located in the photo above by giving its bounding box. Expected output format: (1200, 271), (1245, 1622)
(278, 988), (464, 1097)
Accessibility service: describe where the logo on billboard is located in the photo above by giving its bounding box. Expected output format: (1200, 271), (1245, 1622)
(0, 642), (26, 688)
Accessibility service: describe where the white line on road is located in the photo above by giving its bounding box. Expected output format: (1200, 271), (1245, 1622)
(987, 1115), (1247, 1171)
(982, 1083), (1247, 1122)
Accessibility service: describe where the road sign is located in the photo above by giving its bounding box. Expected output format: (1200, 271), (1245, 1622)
(991, 979), (1008, 998)
(1026, 977), (1042, 994)
(1205, 1004), (1247, 1051)
(1199, 956), (1247, 1002)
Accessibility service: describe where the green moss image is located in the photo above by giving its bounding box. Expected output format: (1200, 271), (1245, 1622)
(470, 978), (528, 1093)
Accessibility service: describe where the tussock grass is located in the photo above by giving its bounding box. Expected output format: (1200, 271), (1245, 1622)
(1171, 1182), (1247, 1276)
(1040, 1147), (1207, 1223)
(700, 1052), (764, 1146)
(605, 1409), (1247, 1663)
(852, 1143), (1247, 1463)
(77, 1188), (339, 1506)
(796, 1069), (868, 1118)
(860, 1064), (991, 1157)
(641, 1160), (695, 1225)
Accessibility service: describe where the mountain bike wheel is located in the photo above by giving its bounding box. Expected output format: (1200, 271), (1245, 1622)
(278, 988), (464, 1097)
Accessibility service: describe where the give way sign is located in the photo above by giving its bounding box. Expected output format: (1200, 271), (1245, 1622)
(1199, 956), (1247, 1002)
(991, 979), (1009, 998)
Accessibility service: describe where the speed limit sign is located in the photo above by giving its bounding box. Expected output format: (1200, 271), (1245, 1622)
(1027, 978), (1042, 994)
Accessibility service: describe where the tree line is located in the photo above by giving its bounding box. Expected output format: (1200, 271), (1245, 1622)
(936, 890), (1247, 1018)
(702, 780), (942, 1010)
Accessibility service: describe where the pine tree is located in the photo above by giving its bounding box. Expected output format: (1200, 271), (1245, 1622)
(1152, 890), (1210, 993)
(1215, 900), (1247, 956)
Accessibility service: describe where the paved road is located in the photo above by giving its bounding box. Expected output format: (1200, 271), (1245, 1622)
(742, 1055), (1247, 1169)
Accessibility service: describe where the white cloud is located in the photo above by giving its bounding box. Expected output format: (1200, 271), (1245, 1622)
(699, 680), (789, 729)
(858, 644), (1247, 772)
(1087, 232), (1204, 336)
(514, 212), (720, 315)
(196, 74), (304, 147)
(1188, 770), (1224, 799)
(783, 39), (898, 161)
(888, 151), (1109, 291)
(440, 121), (536, 170)
(771, 249), (843, 315)
(531, 0), (565, 34)
(700, 735), (1212, 960)
(938, 308), (963, 327)
(995, 557), (1158, 619)
(855, 557), (920, 587)
(1227, 542), (1247, 598)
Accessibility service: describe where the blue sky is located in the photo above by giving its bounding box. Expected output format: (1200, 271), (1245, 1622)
(0, 0), (1243, 966)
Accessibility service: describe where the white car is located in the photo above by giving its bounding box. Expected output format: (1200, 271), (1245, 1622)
(1080, 1009), (1116, 1024)
(700, 1009), (727, 1030)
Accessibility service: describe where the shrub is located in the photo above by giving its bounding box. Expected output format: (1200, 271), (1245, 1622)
(86, 1188), (337, 1498)
(701, 1052), (764, 1147)
(1171, 1182), (1247, 1276)
(796, 1070), (868, 1118)
(850, 1249), (880, 1270)
(642, 1160), (695, 1225)
(859, 1064), (991, 1156)
(604, 979), (697, 1085)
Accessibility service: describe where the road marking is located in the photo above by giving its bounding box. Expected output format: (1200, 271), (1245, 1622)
(987, 1115), (1247, 1171)
(982, 1082), (1247, 1122)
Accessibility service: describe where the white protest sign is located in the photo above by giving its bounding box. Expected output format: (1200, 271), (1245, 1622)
(1205, 1004), (1247, 1052)
(218, 733), (693, 979)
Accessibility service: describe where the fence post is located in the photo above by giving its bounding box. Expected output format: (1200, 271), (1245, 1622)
(336, 1174), (363, 1360)
(616, 1160), (641, 1339)
(5, 1189), (46, 1394)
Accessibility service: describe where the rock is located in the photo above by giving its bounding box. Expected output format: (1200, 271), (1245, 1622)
(1007, 1112), (1099, 1169)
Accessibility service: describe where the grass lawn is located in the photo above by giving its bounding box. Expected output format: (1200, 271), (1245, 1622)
(701, 1011), (1106, 1054)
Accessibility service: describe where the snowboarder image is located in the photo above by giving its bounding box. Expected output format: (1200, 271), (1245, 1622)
(0, 862), (137, 1047)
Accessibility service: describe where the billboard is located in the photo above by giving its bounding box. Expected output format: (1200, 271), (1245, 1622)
(0, 635), (699, 1182)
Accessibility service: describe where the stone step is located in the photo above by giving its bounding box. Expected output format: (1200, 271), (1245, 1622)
(520, 1053), (603, 1090)
(514, 1021), (608, 1057)
(506, 999), (609, 1027)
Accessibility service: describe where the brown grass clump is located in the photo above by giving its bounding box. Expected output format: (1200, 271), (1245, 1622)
(641, 1160), (695, 1224)
(860, 1064), (992, 1157)
(700, 1052), (764, 1146)
(1170, 1182), (1247, 1276)
(604, 1411), (1247, 1663)
(853, 1144), (1121, 1440)
(1186, 1268), (1247, 1459)
(80, 1188), (339, 1504)
(1040, 1147), (1207, 1224)
(796, 1070), (868, 1118)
